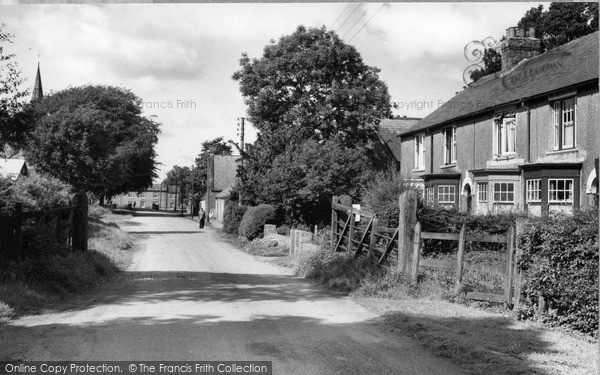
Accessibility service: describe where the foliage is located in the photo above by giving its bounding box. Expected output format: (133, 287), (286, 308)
(223, 200), (247, 235)
(517, 209), (599, 337)
(233, 26), (391, 224)
(0, 24), (30, 153)
(361, 169), (421, 227)
(238, 204), (276, 240)
(469, 49), (502, 83)
(470, 2), (598, 83)
(518, 2), (598, 51)
(0, 174), (72, 215)
(25, 85), (160, 203)
(243, 139), (371, 225)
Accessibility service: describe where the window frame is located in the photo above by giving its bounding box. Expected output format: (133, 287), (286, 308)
(437, 185), (456, 204)
(548, 178), (574, 204)
(526, 179), (541, 203)
(477, 182), (488, 203)
(552, 97), (576, 151)
(414, 134), (425, 170)
(493, 113), (516, 157)
(444, 127), (457, 165)
(492, 182), (515, 203)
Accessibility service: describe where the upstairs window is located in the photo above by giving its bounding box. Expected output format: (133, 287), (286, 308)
(414, 135), (425, 170)
(493, 113), (516, 156)
(444, 127), (456, 165)
(553, 98), (575, 150)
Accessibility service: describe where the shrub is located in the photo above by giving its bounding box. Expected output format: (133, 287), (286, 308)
(12, 173), (72, 211)
(361, 169), (421, 227)
(223, 200), (247, 234)
(238, 204), (275, 240)
(517, 209), (599, 337)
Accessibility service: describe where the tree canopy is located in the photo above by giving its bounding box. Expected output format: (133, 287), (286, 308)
(233, 25), (391, 225)
(26, 85), (160, 202)
(470, 2), (598, 83)
(0, 24), (31, 154)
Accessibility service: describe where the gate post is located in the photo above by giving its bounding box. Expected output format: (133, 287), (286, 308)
(330, 195), (338, 251)
(72, 192), (88, 252)
(398, 190), (418, 274)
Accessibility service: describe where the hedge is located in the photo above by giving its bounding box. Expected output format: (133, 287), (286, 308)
(223, 200), (247, 235)
(517, 209), (599, 337)
(238, 204), (276, 240)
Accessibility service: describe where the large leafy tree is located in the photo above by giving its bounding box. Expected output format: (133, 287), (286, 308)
(471, 2), (598, 83)
(26, 85), (160, 204)
(232, 25), (391, 224)
(0, 24), (31, 154)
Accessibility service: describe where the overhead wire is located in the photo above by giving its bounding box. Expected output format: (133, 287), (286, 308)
(335, 3), (362, 35)
(342, 4), (370, 40)
(330, 3), (353, 30)
(348, 2), (387, 43)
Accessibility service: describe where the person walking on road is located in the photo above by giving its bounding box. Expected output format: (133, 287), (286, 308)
(198, 208), (206, 229)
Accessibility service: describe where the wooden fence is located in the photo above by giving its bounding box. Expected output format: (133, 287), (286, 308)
(331, 192), (522, 307)
(0, 192), (88, 264)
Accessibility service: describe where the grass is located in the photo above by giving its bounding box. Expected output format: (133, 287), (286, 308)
(242, 234), (598, 375)
(0, 205), (134, 320)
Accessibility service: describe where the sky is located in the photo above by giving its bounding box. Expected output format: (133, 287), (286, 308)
(1, 2), (548, 180)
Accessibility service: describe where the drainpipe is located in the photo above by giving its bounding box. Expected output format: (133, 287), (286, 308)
(429, 130), (434, 173)
(521, 101), (531, 163)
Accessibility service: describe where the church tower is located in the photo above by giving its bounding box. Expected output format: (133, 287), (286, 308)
(31, 62), (43, 103)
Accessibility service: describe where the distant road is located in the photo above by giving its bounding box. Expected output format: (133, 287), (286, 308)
(0, 215), (466, 375)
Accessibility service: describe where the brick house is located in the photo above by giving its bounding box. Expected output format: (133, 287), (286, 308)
(399, 28), (599, 215)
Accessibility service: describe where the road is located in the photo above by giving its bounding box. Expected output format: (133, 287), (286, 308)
(0, 214), (466, 375)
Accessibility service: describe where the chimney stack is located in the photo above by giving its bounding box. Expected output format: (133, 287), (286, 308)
(501, 26), (541, 71)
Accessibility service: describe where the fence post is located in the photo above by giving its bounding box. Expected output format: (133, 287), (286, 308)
(411, 221), (422, 284)
(454, 222), (467, 295)
(72, 192), (88, 252)
(330, 195), (338, 251)
(348, 212), (355, 254)
(368, 216), (378, 260)
(338, 195), (353, 253)
(504, 225), (516, 309)
(513, 219), (525, 307)
(398, 190), (417, 274)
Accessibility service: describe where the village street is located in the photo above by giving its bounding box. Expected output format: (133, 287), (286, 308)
(0, 214), (467, 375)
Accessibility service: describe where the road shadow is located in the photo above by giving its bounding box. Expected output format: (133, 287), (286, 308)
(0, 308), (564, 374)
(125, 231), (206, 235)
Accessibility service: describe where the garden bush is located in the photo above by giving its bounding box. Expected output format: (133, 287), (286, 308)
(223, 200), (247, 234)
(0, 174), (72, 215)
(238, 204), (276, 240)
(517, 209), (599, 337)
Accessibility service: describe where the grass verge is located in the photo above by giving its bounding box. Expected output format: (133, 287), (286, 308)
(0, 205), (133, 320)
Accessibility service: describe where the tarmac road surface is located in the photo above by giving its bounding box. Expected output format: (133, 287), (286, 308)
(0, 213), (466, 375)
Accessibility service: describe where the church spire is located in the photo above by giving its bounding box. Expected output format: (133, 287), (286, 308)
(31, 62), (43, 103)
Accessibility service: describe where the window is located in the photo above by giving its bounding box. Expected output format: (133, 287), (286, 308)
(140, 201), (146, 208)
(414, 135), (425, 170)
(477, 182), (488, 202)
(548, 179), (573, 203)
(494, 114), (516, 156)
(169, 200), (175, 208)
(493, 182), (515, 203)
(153, 192), (159, 198)
(127, 192), (134, 198)
(553, 98), (575, 150)
(426, 186), (435, 204)
(526, 179), (541, 202)
(444, 127), (456, 164)
(438, 185), (456, 204)
(139, 192), (145, 198)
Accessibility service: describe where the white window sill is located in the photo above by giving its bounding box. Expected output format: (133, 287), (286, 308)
(412, 168), (426, 172)
(440, 163), (457, 169)
(546, 148), (578, 156)
(493, 153), (517, 161)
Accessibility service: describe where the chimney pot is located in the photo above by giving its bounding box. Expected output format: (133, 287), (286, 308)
(516, 28), (526, 38)
(529, 27), (535, 37)
(507, 27), (516, 38)
(501, 25), (542, 71)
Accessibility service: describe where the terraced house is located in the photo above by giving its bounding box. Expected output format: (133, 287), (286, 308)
(399, 28), (599, 215)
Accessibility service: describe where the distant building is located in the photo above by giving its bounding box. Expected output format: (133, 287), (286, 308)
(111, 182), (180, 210)
(0, 159), (28, 181)
(202, 154), (238, 221)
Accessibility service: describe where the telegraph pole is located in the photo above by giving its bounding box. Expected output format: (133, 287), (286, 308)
(237, 117), (245, 206)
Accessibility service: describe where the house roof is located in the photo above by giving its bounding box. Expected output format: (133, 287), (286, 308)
(377, 118), (422, 161)
(215, 183), (235, 199)
(405, 31), (599, 135)
(0, 159), (27, 181)
(212, 155), (238, 192)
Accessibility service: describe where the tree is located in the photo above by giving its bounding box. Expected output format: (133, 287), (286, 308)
(26, 85), (160, 204)
(470, 2), (598, 83)
(0, 24), (31, 154)
(232, 26), (391, 224)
